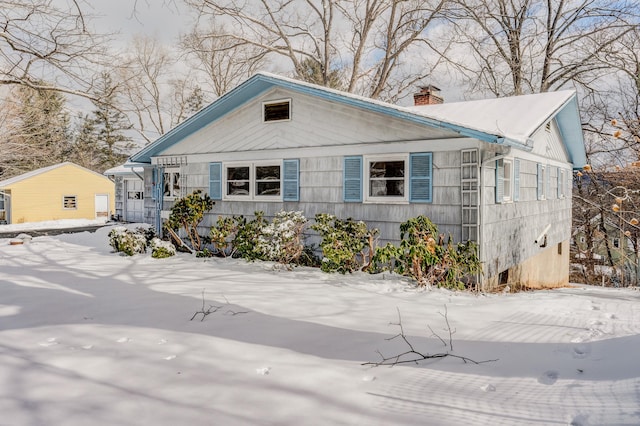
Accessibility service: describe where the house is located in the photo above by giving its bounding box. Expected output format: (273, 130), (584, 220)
(128, 72), (586, 290)
(0, 162), (115, 225)
(104, 163), (145, 222)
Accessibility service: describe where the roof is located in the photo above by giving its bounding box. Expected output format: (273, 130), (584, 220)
(103, 162), (146, 176)
(0, 162), (110, 188)
(130, 72), (586, 168)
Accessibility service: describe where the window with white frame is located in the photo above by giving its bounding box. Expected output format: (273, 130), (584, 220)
(163, 168), (181, 198)
(537, 164), (546, 200)
(496, 158), (513, 203)
(263, 99), (291, 122)
(63, 195), (77, 209)
(224, 162), (282, 199)
(557, 168), (565, 198)
(365, 156), (407, 201)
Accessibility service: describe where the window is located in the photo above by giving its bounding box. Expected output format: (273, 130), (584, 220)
(537, 164), (546, 200)
(256, 165), (281, 196)
(163, 169), (181, 198)
(344, 153), (432, 203)
(63, 196), (77, 209)
(227, 166), (250, 196)
(367, 159), (407, 199)
(496, 159), (513, 203)
(127, 191), (143, 200)
(224, 162), (281, 199)
(557, 168), (566, 198)
(263, 100), (291, 122)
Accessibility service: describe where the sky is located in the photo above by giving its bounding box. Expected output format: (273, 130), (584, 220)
(1, 222), (639, 425)
(87, 1), (193, 44)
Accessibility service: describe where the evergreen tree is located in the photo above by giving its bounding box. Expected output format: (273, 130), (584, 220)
(90, 72), (135, 171)
(68, 113), (102, 171)
(0, 84), (71, 177)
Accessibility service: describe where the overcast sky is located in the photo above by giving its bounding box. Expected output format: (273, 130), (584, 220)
(88, 0), (193, 44)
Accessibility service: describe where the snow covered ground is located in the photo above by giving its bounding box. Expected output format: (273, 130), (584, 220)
(1, 223), (639, 425)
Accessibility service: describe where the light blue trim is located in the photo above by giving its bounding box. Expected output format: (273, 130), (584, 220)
(130, 74), (500, 164)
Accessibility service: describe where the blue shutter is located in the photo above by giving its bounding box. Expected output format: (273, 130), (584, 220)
(283, 159), (300, 201)
(343, 156), (362, 202)
(537, 164), (543, 200)
(513, 159), (520, 201)
(495, 159), (504, 204)
(410, 152), (432, 203)
(209, 162), (222, 200)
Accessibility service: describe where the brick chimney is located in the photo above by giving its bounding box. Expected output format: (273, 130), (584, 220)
(413, 85), (443, 106)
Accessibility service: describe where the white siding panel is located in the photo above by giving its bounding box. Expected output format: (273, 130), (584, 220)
(162, 88), (458, 156)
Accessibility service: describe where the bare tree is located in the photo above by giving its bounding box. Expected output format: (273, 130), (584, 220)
(182, 0), (449, 101)
(440, 0), (639, 97)
(0, 0), (108, 99)
(180, 26), (267, 97)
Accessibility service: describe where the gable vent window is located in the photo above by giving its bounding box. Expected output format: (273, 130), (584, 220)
(263, 100), (291, 122)
(63, 196), (77, 209)
(545, 122), (551, 132)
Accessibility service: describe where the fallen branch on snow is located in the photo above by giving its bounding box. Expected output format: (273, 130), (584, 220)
(362, 306), (498, 367)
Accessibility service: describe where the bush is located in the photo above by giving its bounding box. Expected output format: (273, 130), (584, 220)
(166, 190), (214, 251)
(255, 210), (307, 265)
(372, 215), (481, 289)
(108, 227), (147, 256)
(233, 212), (268, 260)
(311, 214), (378, 273)
(150, 237), (176, 258)
(209, 215), (243, 257)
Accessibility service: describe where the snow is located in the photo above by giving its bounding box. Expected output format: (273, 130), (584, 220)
(1, 223), (640, 425)
(0, 218), (108, 233)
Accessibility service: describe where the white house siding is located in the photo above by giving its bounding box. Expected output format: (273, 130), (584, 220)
(113, 175), (124, 220)
(481, 154), (572, 288)
(160, 88), (457, 156)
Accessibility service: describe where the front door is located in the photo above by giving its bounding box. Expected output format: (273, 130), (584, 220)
(124, 179), (144, 222)
(95, 194), (109, 219)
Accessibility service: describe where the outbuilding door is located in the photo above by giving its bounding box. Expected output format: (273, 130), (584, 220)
(95, 194), (109, 219)
(124, 179), (144, 222)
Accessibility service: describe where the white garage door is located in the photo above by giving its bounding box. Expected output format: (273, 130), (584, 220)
(125, 179), (144, 223)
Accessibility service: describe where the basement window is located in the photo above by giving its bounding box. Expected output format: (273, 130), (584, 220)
(63, 196), (77, 209)
(263, 100), (291, 122)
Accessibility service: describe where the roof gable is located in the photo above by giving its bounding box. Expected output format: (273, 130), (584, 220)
(130, 72), (586, 168)
(0, 162), (110, 188)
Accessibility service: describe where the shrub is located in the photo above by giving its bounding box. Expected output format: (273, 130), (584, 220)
(166, 190), (214, 251)
(108, 227), (147, 256)
(255, 210), (308, 265)
(311, 214), (378, 273)
(233, 211), (268, 260)
(209, 215), (243, 257)
(372, 215), (481, 289)
(150, 237), (176, 259)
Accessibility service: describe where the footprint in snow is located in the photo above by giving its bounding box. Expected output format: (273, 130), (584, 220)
(81, 345), (93, 350)
(163, 355), (176, 360)
(116, 337), (131, 343)
(572, 344), (590, 359)
(157, 339), (168, 345)
(256, 367), (271, 375)
(605, 313), (617, 320)
(38, 338), (58, 347)
(481, 384), (496, 392)
(538, 370), (558, 385)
